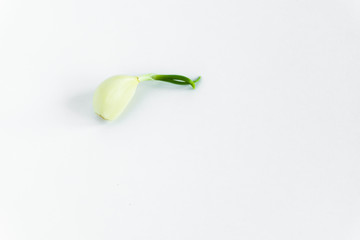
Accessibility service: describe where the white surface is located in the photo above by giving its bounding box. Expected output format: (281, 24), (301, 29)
(1, 0), (360, 239)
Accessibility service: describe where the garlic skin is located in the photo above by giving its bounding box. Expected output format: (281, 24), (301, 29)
(93, 75), (139, 120)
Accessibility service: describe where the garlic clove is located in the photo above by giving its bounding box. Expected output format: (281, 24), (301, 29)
(93, 75), (139, 121)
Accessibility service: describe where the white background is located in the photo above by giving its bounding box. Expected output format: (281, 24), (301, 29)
(1, 0), (360, 239)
